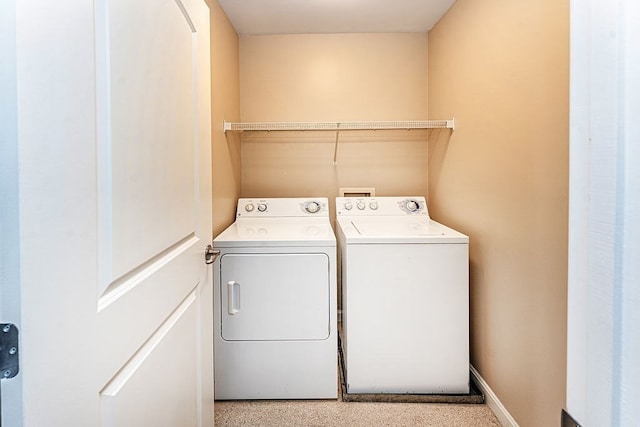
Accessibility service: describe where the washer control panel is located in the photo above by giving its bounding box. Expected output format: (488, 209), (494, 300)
(336, 196), (429, 217)
(237, 198), (329, 218)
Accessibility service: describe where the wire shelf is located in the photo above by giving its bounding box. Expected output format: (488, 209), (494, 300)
(224, 119), (455, 132)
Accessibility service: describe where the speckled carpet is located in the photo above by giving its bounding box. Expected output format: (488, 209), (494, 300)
(214, 398), (501, 426)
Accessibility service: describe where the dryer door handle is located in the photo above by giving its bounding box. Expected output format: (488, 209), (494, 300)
(227, 281), (240, 315)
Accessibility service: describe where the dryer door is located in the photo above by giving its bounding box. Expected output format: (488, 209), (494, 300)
(220, 253), (330, 341)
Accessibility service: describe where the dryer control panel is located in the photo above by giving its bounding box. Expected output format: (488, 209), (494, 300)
(336, 196), (430, 217)
(237, 198), (329, 218)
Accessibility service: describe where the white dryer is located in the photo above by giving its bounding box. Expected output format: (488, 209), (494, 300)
(213, 198), (337, 400)
(336, 196), (469, 394)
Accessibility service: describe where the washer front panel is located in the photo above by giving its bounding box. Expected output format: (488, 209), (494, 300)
(342, 242), (469, 394)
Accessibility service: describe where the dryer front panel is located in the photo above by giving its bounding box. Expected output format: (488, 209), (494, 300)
(220, 253), (330, 341)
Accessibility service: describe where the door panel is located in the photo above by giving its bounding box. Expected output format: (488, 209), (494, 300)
(97, 0), (198, 295)
(220, 253), (330, 341)
(100, 293), (198, 427)
(97, 242), (202, 381)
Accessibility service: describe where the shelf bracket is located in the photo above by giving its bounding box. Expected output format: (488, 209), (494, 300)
(333, 123), (341, 166)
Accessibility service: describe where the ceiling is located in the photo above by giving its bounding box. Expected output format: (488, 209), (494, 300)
(217, 0), (457, 35)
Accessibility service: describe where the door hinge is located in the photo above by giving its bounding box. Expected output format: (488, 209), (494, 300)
(561, 409), (582, 427)
(0, 324), (19, 379)
(205, 245), (220, 265)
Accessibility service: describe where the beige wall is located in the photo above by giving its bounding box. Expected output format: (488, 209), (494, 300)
(238, 33), (430, 206)
(210, 0), (241, 236)
(428, 1), (569, 426)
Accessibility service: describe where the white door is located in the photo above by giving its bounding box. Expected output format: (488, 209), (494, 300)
(0, 0), (213, 425)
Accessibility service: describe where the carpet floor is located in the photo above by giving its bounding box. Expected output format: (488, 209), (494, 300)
(215, 399), (501, 426)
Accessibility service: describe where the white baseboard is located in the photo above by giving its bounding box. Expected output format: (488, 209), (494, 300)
(470, 365), (519, 427)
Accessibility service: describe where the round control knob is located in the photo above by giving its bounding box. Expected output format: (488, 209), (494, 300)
(344, 202), (353, 210)
(356, 201), (366, 210)
(405, 200), (420, 212)
(244, 203), (255, 212)
(369, 201), (379, 210)
(257, 203), (268, 212)
(305, 201), (321, 214)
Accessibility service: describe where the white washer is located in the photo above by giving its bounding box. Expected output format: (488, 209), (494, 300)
(213, 198), (337, 399)
(336, 196), (469, 394)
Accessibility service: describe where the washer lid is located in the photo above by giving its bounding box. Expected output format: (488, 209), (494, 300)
(337, 217), (468, 244)
(351, 217), (444, 236)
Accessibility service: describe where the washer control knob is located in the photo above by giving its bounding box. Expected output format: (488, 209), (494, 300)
(344, 202), (353, 210)
(405, 200), (420, 212)
(244, 203), (255, 212)
(369, 201), (379, 210)
(257, 203), (268, 212)
(356, 201), (366, 210)
(305, 201), (321, 214)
